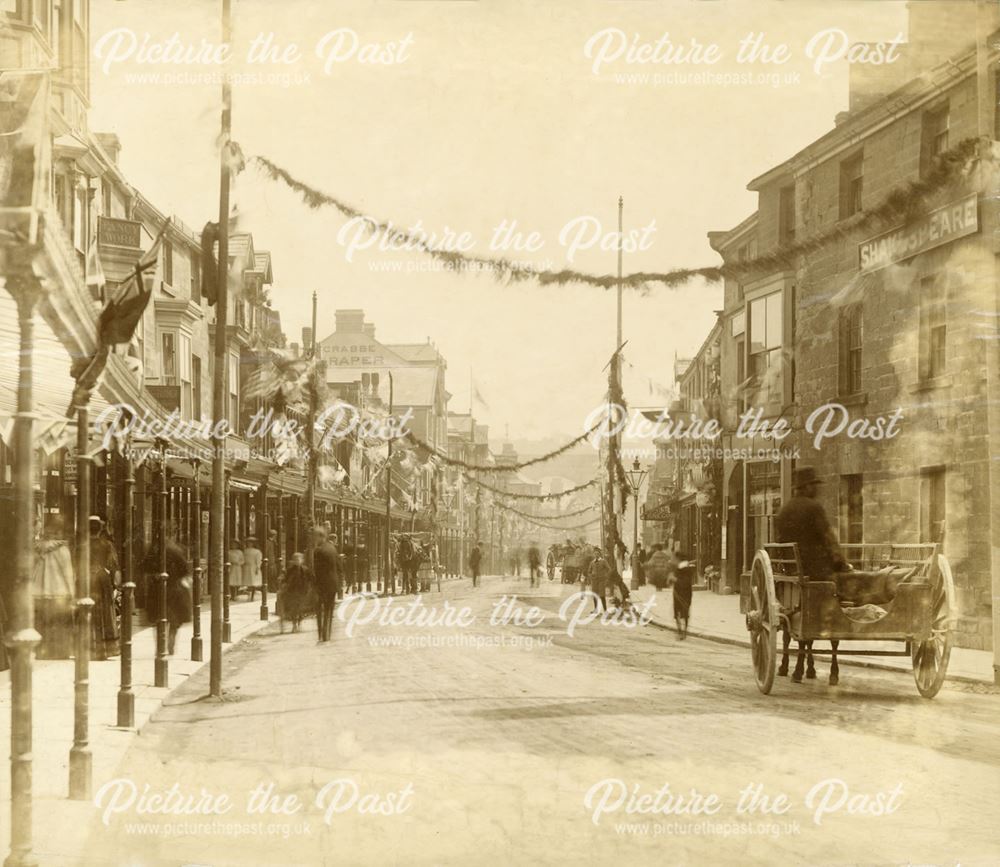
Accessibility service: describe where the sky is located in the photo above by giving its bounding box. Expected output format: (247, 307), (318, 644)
(88, 0), (908, 443)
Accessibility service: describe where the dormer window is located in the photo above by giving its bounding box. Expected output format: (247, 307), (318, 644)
(778, 185), (795, 245)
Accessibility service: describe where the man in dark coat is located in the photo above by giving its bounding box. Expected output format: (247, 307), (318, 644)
(527, 544), (541, 587)
(312, 526), (340, 642)
(469, 542), (483, 588)
(775, 467), (847, 579)
(89, 516), (120, 660)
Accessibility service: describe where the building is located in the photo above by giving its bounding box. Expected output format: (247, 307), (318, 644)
(705, 0), (1000, 655)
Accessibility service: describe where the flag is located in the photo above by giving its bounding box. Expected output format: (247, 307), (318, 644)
(67, 219), (169, 415)
(471, 375), (489, 412)
(99, 219), (169, 345)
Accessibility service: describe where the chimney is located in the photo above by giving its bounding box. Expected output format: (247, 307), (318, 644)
(290, 342), (300, 357)
(301, 327), (313, 350)
(335, 309), (366, 334)
(363, 322), (376, 340)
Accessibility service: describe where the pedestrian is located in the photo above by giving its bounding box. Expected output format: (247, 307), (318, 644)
(631, 543), (647, 589)
(278, 552), (311, 633)
(470, 541), (483, 588)
(546, 546), (556, 581)
(588, 550), (611, 612)
(228, 539), (244, 601)
(646, 543), (672, 590)
(243, 536), (263, 601)
(312, 526), (340, 643)
(670, 553), (695, 639)
(88, 516), (121, 660)
(146, 537), (193, 655)
(33, 514), (76, 659)
(266, 528), (281, 592)
(527, 543), (541, 587)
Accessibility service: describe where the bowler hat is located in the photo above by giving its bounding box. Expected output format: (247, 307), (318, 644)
(792, 467), (824, 490)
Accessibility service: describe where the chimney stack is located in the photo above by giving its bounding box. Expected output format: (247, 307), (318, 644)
(335, 309), (366, 334)
(302, 327), (313, 350)
(363, 322), (376, 340)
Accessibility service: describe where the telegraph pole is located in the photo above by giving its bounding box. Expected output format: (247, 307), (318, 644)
(209, 0), (233, 698)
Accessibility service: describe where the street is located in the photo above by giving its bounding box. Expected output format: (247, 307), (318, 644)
(80, 578), (1000, 867)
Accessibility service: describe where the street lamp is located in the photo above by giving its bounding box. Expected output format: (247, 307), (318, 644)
(624, 458), (649, 572)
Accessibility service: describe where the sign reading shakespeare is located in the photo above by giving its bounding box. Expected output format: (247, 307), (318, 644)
(858, 193), (978, 273)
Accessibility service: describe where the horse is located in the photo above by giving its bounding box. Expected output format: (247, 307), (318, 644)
(778, 632), (840, 685)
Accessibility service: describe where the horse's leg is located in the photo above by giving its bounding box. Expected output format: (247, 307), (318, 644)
(778, 627), (790, 677)
(791, 640), (807, 683)
(806, 640), (817, 679)
(829, 640), (840, 686)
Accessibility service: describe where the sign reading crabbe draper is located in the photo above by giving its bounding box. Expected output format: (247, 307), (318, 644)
(858, 193), (978, 273)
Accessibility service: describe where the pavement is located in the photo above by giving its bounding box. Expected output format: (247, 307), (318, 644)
(47, 577), (1000, 865)
(0, 596), (276, 863)
(627, 583), (997, 685)
(3, 575), (999, 865)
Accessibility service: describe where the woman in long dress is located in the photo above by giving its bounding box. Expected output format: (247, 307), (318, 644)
(243, 537), (263, 600)
(228, 541), (244, 600)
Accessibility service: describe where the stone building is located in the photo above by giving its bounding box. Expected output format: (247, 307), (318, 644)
(707, 0), (1000, 652)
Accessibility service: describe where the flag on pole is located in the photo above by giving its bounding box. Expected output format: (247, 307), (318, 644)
(471, 375), (489, 412)
(67, 219), (170, 415)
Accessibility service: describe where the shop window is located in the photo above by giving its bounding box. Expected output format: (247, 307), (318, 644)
(839, 474), (863, 545)
(920, 467), (945, 544)
(746, 461), (781, 565)
(748, 291), (783, 407)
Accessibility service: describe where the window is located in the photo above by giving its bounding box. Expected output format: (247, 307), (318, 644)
(191, 256), (201, 303)
(920, 467), (945, 544)
(735, 338), (746, 415)
(161, 332), (177, 385)
(839, 304), (863, 395)
(192, 355), (202, 421)
(919, 275), (946, 380)
(839, 474), (863, 545)
(778, 185), (795, 245)
(747, 461), (781, 566)
(179, 333), (192, 418)
(228, 355), (239, 432)
(921, 104), (950, 177)
(162, 239), (173, 286)
(840, 152), (863, 219)
(748, 291), (783, 406)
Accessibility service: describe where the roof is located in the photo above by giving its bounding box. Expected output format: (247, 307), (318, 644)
(387, 342), (442, 363)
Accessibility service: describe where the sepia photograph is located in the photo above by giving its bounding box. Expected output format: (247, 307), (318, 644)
(1, 0), (1000, 863)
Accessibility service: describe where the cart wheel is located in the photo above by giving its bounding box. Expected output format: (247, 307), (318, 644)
(912, 554), (955, 699)
(747, 551), (778, 695)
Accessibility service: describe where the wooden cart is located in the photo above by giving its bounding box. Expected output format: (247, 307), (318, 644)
(740, 542), (956, 698)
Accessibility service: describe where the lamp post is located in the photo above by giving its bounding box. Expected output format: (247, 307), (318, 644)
(625, 458), (649, 573)
(117, 441), (136, 727)
(154, 439), (169, 688)
(190, 458), (203, 660)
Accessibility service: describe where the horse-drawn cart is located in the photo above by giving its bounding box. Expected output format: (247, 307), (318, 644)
(740, 542), (955, 698)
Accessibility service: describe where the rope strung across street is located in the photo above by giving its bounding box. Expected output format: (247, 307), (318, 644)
(491, 498), (598, 522)
(403, 424), (601, 474)
(461, 473), (599, 502)
(250, 137), (981, 292)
